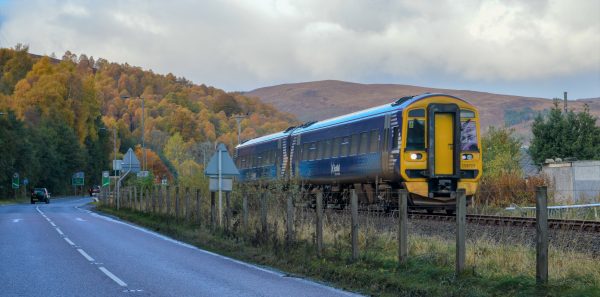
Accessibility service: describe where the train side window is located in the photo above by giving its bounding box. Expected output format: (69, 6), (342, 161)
(350, 134), (360, 155)
(369, 130), (379, 153)
(406, 119), (425, 150)
(359, 132), (368, 154)
(332, 137), (341, 158)
(302, 143), (309, 160)
(408, 109), (425, 117)
(340, 136), (350, 157)
(309, 142), (317, 160)
(391, 126), (399, 150)
(317, 141), (325, 160)
(324, 139), (332, 158)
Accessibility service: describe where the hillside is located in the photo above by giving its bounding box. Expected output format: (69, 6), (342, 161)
(246, 80), (600, 141)
(0, 45), (297, 194)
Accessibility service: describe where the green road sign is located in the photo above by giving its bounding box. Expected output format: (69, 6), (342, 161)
(102, 171), (110, 187)
(72, 171), (85, 186)
(12, 173), (19, 189)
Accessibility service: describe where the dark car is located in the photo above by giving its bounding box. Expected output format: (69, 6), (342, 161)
(31, 188), (50, 204)
(89, 185), (100, 197)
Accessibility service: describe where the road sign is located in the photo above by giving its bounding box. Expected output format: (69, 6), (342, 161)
(113, 160), (122, 171)
(161, 178), (168, 186)
(209, 177), (233, 191)
(12, 173), (19, 189)
(121, 148), (141, 173)
(204, 144), (240, 177)
(72, 171), (85, 186)
(102, 171), (110, 187)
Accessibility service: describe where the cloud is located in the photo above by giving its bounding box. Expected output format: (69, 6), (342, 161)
(0, 0), (598, 93)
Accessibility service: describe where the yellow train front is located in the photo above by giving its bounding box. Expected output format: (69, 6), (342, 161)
(396, 94), (482, 210)
(236, 93), (482, 211)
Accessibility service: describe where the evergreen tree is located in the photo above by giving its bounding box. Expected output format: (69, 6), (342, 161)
(530, 101), (600, 164)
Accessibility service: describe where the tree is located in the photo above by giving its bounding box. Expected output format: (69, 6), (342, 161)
(529, 102), (600, 164)
(481, 126), (522, 178)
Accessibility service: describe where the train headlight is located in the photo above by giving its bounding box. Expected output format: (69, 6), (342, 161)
(462, 154), (473, 160)
(410, 153), (423, 160)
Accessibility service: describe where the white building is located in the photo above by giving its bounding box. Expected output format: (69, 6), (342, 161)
(542, 160), (600, 203)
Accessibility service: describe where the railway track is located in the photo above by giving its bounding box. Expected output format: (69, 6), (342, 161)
(408, 213), (600, 233)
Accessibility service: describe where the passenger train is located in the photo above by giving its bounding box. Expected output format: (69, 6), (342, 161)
(234, 93), (482, 211)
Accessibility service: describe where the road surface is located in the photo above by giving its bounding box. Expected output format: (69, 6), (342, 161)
(0, 197), (361, 297)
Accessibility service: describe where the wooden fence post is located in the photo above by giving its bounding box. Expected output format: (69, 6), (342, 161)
(536, 186), (549, 284)
(243, 194), (249, 234)
(456, 189), (466, 276)
(225, 192), (232, 232)
(398, 189), (408, 264)
(175, 186), (180, 220)
(166, 186), (171, 216)
(286, 192), (294, 247)
(316, 190), (323, 257)
(351, 189), (359, 261)
(185, 187), (190, 222)
(195, 189), (201, 225)
(210, 191), (216, 231)
(260, 191), (268, 243)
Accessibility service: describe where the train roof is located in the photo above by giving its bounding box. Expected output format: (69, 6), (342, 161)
(236, 93), (468, 149)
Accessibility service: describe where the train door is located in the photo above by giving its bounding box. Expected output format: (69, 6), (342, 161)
(427, 104), (461, 179)
(434, 113), (454, 175)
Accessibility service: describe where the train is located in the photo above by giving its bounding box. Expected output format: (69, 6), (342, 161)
(234, 93), (482, 212)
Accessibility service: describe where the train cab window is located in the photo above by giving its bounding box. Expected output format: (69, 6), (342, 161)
(406, 119), (425, 150)
(391, 126), (399, 150)
(359, 132), (368, 154)
(340, 136), (350, 157)
(350, 134), (359, 155)
(460, 109), (478, 151)
(369, 130), (379, 153)
(408, 109), (425, 117)
(308, 142), (317, 160)
(332, 137), (342, 158)
(323, 139), (332, 158)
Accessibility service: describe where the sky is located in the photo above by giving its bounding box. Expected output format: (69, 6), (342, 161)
(0, 0), (598, 99)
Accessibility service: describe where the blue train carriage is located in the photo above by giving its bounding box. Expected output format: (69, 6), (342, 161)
(288, 93), (482, 210)
(235, 131), (285, 183)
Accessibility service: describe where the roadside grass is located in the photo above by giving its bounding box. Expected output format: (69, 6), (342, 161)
(96, 205), (600, 297)
(0, 196), (29, 205)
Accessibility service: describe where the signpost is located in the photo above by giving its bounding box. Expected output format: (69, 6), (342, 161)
(204, 143), (239, 226)
(116, 148), (141, 210)
(12, 173), (19, 189)
(72, 171), (85, 196)
(102, 171), (110, 187)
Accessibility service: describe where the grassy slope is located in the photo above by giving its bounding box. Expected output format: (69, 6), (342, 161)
(96, 206), (599, 297)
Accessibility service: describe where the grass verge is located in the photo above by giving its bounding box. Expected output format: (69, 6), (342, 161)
(96, 205), (599, 297)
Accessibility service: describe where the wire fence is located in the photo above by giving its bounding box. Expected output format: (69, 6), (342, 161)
(98, 185), (600, 282)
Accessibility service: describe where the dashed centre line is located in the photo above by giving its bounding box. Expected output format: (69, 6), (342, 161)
(64, 237), (75, 246)
(55, 228), (64, 235)
(99, 267), (127, 287)
(50, 222), (56, 227)
(77, 249), (95, 262)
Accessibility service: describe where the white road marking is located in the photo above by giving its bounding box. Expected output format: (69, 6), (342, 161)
(64, 237), (75, 246)
(77, 249), (95, 261)
(50, 222), (56, 227)
(99, 267), (127, 287)
(76, 217), (86, 222)
(12, 219), (22, 223)
(55, 228), (64, 235)
(36, 207), (43, 214)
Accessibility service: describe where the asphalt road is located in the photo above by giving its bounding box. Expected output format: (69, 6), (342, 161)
(0, 197), (362, 297)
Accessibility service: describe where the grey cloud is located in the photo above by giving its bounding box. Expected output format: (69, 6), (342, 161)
(0, 0), (597, 92)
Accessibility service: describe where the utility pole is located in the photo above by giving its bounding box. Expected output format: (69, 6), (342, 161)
(563, 91), (568, 113)
(232, 114), (246, 145)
